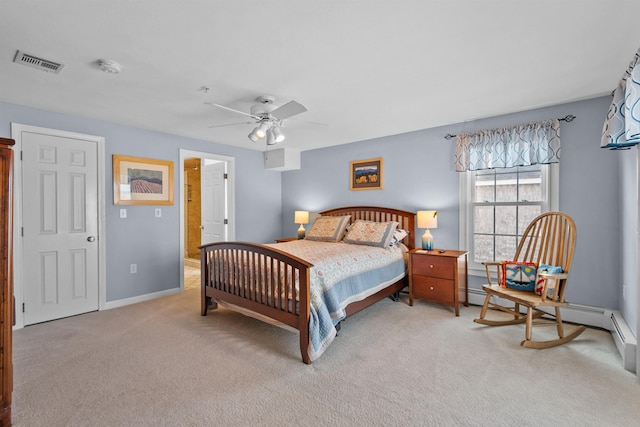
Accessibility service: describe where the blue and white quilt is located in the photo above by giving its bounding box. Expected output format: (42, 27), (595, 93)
(266, 240), (407, 361)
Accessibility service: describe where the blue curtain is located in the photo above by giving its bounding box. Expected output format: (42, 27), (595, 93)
(601, 47), (640, 149)
(454, 119), (561, 172)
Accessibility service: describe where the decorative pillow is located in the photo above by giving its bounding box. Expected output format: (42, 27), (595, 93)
(305, 215), (351, 242)
(389, 228), (409, 247)
(500, 261), (538, 292)
(535, 264), (563, 296)
(343, 220), (399, 248)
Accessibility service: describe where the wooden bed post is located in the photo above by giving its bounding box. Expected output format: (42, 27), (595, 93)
(298, 267), (311, 364)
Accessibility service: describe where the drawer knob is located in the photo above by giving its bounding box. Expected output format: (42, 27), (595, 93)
(430, 286), (434, 290)
(429, 264), (434, 268)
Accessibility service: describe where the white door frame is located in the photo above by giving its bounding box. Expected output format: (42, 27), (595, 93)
(11, 123), (106, 329)
(179, 149), (235, 288)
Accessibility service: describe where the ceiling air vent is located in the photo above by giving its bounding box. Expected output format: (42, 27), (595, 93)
(13, 50), (65, 74)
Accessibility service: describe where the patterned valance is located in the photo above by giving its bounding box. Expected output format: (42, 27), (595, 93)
(454, 119), (561, 172)
(601, 47), (640, 149)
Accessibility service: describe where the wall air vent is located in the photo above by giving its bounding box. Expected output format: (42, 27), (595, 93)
(13, 50), (65, 74)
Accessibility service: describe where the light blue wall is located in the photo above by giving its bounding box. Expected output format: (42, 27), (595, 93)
(0, 101), (284, 302)
(283, 96), (636, 326)
(2, 97), (637, 335)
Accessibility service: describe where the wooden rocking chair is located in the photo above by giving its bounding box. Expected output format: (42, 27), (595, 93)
(474, 211), (586, 348)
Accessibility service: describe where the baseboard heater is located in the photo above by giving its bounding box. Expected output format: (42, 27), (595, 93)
(610, 310), (637, 373)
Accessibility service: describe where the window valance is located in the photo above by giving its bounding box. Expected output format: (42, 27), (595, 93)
(454, 119), (561, 172)
(601, 47), (640, 150)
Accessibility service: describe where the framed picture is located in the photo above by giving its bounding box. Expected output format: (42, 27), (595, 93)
(113, 155), (174, 205)
(350, 157), (383, 191)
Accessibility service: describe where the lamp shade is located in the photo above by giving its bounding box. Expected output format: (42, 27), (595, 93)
(417, 211), (438, 229)
(248, 129), (260, 142)
(255, 121), (271, 139)
(271, 126), (285, 143)
(294, 210), (309, 225)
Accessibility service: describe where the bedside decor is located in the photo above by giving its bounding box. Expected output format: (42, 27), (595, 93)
(417, 210), (437, 250)
(408, 248), (468, 316)
(294, 210), (309, 239)
(113, 155), (174, 205)
(350, 158), (383, 190)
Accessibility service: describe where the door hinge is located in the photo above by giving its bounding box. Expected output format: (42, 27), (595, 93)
(21, 227), (23, 237)
(20, 151), (23, 161)
(22, 303), (25, 313)
(224, 219), (228, 225)
(223, 173), (228, 179)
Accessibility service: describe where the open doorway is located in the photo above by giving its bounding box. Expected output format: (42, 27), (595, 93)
(184, 157), (203, 266)
(179, 150), (235, 291)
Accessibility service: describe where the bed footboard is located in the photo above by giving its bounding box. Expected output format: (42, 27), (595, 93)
(200, 241), (314, 364)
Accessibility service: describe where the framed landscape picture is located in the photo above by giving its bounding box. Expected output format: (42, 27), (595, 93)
(350, 157), (383, 190)
(113, 155), (174, 205)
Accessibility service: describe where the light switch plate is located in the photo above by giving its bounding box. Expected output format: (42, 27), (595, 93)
(120, 208), (127, 218)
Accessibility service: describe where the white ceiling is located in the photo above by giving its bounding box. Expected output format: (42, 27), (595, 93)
(2, 1), (640, 152)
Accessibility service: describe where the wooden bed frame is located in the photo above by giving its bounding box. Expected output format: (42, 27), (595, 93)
(200, 206), (416, 364)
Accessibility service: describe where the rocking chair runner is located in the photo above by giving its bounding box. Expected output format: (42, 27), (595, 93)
(474, 212), (586, 348)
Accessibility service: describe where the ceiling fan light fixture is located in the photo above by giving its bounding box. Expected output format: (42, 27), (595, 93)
(266, 129), (276, 145)
(255, 121), (271, 139)
(248, 128), (260, 142)
(271, 125), (285, 143)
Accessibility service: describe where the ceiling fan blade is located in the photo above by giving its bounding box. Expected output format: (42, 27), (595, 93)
(204, 102), (261, 120)
(209, 121), (254, 128)
(270, 100), (308, 120)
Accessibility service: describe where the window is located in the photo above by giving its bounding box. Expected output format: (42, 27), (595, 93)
(459, 164), (558, 276)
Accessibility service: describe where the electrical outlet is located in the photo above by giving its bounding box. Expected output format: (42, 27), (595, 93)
(130, 264), (137, 274)
(155, 208), (161, 218)
(120, 208), (127, 219)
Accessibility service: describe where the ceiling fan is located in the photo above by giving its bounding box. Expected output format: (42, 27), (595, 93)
(206, 95), (308, 145)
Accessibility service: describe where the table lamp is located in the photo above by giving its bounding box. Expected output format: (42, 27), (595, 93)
(417, 210), (438, 250)
(294, 210), (309, 239)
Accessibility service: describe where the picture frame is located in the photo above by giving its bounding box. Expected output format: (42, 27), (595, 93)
(113, 155), (174, 205)
(350, 157), (383, 191)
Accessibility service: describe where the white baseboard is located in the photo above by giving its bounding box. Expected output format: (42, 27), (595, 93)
(468, 288), (637, 373)
(103, 287), (182, 310)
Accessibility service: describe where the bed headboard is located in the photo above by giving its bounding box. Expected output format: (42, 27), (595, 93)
(319, 206), (416, 250)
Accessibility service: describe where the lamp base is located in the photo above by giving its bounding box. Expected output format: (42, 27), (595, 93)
(422, 229), (433, 250)
(297, 224), (306, 239)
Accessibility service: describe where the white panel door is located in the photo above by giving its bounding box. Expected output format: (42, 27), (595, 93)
(201, 160), (226, 245)
(22, 132), (99, 325)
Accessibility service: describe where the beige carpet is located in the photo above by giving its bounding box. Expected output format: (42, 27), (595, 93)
(12, 267), (640, 426)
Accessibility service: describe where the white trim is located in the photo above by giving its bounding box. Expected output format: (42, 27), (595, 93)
(10, 123), (106, 329)
(179, 149), (235, 291)
(459, 164), (559, 277)
(637, 146), (640, 378)
(103, 287), (181, 310)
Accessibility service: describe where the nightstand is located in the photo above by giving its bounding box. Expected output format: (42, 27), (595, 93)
(275, 237), (298, 243)
(408, 249), (468, 316)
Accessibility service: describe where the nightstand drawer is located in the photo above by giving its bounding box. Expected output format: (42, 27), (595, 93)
(411, 276), (454, 303)
(411, 255), (453, 279)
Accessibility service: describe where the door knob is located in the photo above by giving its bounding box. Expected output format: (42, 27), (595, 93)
(87, 236), (96, 242)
